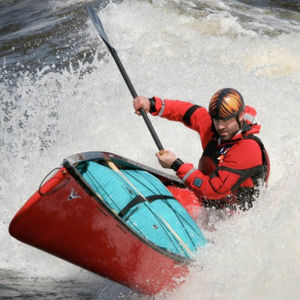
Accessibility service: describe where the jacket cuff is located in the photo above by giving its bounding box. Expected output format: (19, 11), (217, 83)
(149, 97), (156, 113)
(171, 158), (184, 171)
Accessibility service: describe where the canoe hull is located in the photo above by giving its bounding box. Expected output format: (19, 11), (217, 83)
(9, 152), (195, 294)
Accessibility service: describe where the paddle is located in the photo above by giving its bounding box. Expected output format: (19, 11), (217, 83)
(86, 4), (164, 151)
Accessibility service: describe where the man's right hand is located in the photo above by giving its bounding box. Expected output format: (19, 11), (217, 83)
(133, 96), (150, 115)
(156, 150), (178, 169)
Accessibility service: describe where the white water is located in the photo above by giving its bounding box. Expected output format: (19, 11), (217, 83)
(1, 0), (300, 299)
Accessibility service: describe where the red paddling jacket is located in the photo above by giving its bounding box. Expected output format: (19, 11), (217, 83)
(151, 97), (270, 211)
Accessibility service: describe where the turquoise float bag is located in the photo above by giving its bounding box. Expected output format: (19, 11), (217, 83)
(77, 161), (206, 258)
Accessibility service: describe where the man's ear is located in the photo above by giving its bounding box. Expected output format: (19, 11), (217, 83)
(239, 112), (244, 124)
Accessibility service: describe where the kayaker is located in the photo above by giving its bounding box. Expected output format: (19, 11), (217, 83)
(133, 88), (270, 211)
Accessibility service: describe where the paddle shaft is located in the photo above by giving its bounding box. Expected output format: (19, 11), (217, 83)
(106, 46), (164, 150)
(86, 5), (164, 151)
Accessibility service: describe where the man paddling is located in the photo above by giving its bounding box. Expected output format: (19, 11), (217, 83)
(133, 88), (270, 211)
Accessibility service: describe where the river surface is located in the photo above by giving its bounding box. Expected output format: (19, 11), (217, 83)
(1, 0), (300, 299)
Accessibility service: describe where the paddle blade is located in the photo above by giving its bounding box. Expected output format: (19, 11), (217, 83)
(85, 4), (111, 47)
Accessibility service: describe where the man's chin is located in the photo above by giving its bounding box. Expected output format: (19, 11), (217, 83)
(220, 134), (231, 142)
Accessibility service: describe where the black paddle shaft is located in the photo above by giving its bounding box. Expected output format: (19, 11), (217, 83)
(86, 4), (164, 151)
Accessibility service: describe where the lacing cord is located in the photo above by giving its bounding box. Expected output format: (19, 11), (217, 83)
(38, 167), (70, 196)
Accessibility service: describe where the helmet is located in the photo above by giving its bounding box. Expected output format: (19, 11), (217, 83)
(209, 88), (245, 120)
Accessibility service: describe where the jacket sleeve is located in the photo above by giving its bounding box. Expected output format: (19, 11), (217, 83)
(151, 96), (213, 149)
(176, 139), (263, 200)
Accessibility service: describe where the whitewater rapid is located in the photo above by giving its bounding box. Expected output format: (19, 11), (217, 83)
(1, 1), (300, 299)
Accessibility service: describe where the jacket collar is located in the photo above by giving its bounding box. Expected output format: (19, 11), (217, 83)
(217, 123), (261, 146)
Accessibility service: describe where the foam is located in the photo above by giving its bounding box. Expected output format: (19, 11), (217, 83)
(1, 0), (300, 298)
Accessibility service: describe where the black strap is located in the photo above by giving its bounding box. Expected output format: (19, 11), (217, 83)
(118, 194), (176, 218)
(242, 134), (269, 182)
(183, 105), (201, 126)
(210, 165), (264, 193)
(201, 139), (222, 167)
(227, 165), (263, 190)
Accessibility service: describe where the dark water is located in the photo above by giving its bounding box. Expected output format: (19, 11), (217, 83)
(1, 0), (300, 80)
(0, 269), (138, 299)
(0, 0), (97, 80)
(243, 0), (300, 10)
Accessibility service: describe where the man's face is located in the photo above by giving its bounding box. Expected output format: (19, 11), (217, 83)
(213, 113), (243, 141)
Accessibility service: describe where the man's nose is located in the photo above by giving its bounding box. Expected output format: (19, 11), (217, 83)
(215, 120), (225, 129)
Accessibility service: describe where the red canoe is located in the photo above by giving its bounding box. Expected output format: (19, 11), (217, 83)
(9, 151), (205, 295)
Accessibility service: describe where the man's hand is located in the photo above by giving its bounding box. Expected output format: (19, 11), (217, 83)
(156, 150), (177, 169)
(133, 96), (150, 115)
